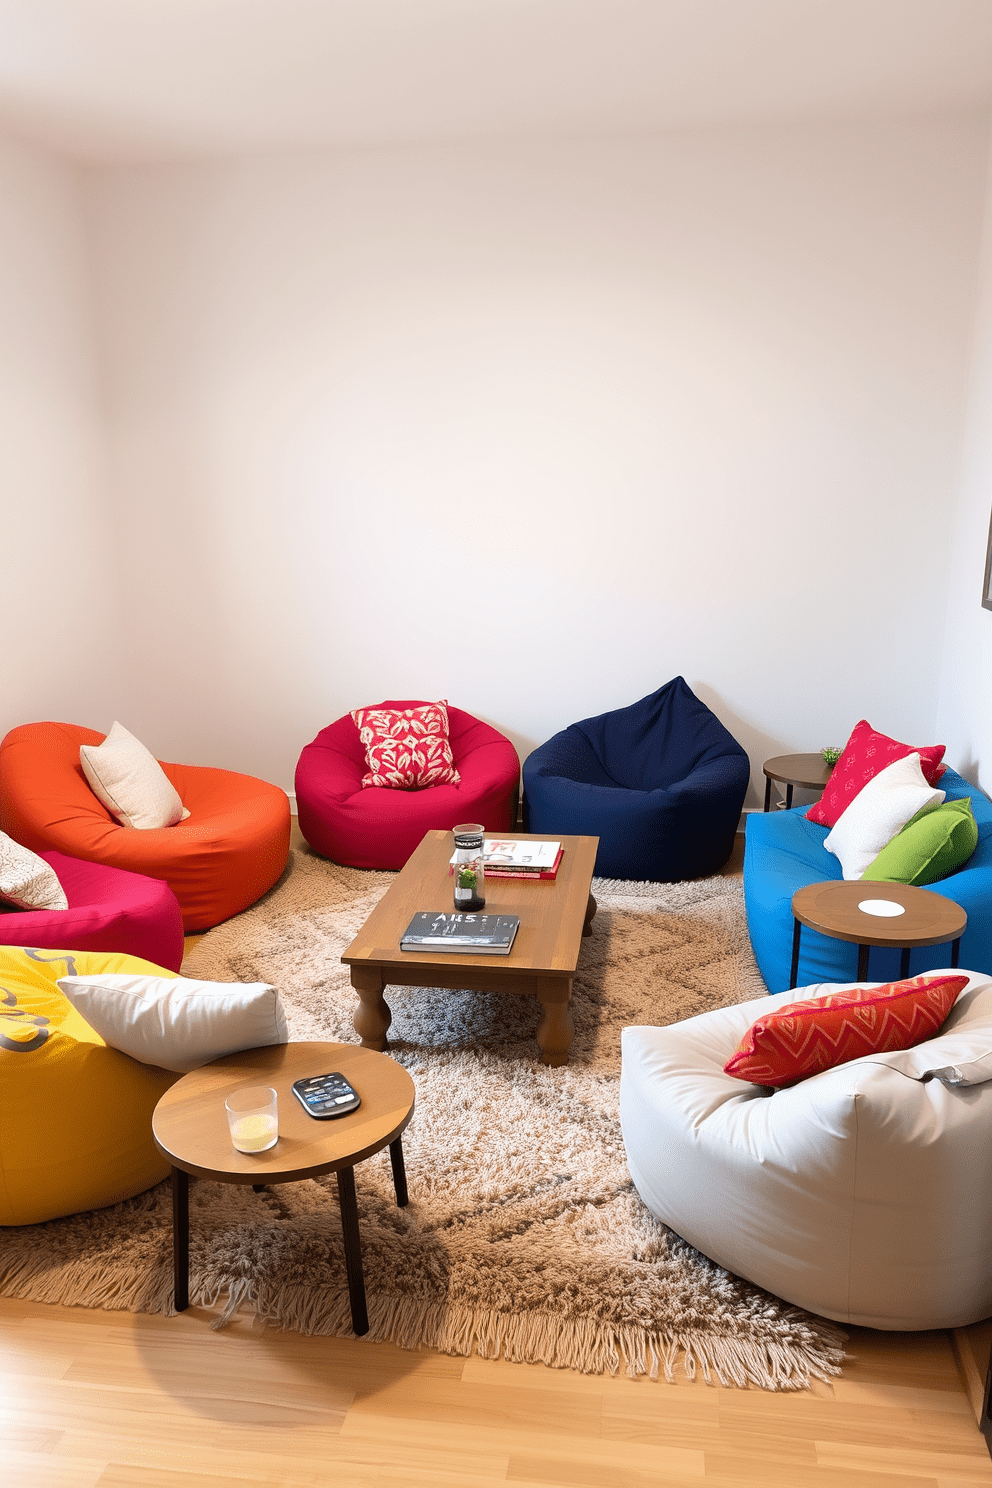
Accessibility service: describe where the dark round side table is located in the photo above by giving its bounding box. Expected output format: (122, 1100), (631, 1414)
(762, 753), (835, 812)
(152, 1040), (415, 1337)
(789, 880), (967, 989)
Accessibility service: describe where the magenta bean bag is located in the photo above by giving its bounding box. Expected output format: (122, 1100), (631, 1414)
(295, 701), (520, 870)
(0, 850), (184, 971)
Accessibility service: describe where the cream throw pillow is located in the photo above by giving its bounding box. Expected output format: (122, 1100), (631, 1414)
(824, 752), (944, 881)
(57, 972), (288, 1073)
(80, 721), (190, 829)
(0, 832), (68, 911)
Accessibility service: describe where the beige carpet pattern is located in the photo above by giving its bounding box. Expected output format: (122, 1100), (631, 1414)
(0, 850), (846, 1389)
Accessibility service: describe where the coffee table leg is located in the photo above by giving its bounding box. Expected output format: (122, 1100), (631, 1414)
(952, 936), (962, 969)
(857, 944), (870, 982)
(900, 947), (911, 979)
(583, 893), (597, 937)
(172, 1167), (189, 1313)
(535, 979), (575, 1067)
(335, 1166), (369, 1337)
(389, 1136), (409, 1207)
(789, 920), (802, 990)
(352, 966), (391, 1052)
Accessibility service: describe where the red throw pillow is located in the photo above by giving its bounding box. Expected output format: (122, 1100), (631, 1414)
(724, 973), (967, 1088)
(351, 701), (461, 790)
(807, 719), (946, 827)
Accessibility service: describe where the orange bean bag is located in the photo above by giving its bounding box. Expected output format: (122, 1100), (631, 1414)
(0, 722), (290, 932)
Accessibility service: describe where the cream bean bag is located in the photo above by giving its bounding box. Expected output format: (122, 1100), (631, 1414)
(620, 971), (992, 1329)
(0, 945), (180, 1226)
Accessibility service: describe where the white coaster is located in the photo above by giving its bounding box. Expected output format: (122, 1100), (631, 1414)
(857, 899), (906, 918)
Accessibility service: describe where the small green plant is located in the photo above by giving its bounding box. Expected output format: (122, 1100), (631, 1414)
(457, 867), (478, 889)
(821, 746), (842, 766)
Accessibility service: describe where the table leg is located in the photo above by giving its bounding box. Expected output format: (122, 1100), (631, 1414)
(583, 893), (597, 937)
(535, 978), (575, 1067)
(764, 778), (772, 812)
(857, 944), (870, 982)
(172, 1167), (189, 1313)
(789, 920), (802, 990)
(389, 1136), (409, 1207)
(335, 1165), (369, 1337)
(952, 937), (962, 969)
(900, 947), (911, 979)
(351, 966), (391, 1051)
(785, 783), (794, 810)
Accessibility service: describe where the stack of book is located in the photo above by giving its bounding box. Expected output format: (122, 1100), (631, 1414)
(448, 839), (562, 881)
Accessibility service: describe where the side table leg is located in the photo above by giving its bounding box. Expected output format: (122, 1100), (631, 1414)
(951, 937), (962, 969)
(763, 778), (772, 812)
(785, 784), (794, 810)
(389, 1136), (409, 1207)
(535, 978), (575, 1067)
(351, 966), (392, 1052)
(789, 920), (802, 990)
(172, 1167), (189, 1313)
(336, 1166), (369, 1337)
(583, 893), (597, 937)
(857, 944), (870, 982)
(900, 947), (911, 979)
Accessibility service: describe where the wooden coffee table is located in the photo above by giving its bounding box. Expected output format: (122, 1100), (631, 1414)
(762, 753), (835, 811)
(789, 880), (967, 989)
(152, 1041), (415, 1337)
(342, 830), (599, 1067)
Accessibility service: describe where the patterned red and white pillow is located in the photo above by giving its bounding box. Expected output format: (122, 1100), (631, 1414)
(351, 701), (461, 790)
(807, 719), (946, 828)
(724, 973), (967, 1088)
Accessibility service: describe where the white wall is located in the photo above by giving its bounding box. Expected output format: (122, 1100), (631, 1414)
(937, 118), (992, 793)
(89, 117), (988, 800)
(0, 131), (118, 737)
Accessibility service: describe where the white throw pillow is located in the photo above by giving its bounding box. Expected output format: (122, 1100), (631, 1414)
(56, 973), (288, 1072)
(0, 832), (68, 911)
(824, 752), (944, 881)
(80, 721), (190, 830)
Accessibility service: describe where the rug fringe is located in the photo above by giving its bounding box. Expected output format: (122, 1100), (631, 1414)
(0, 1246), (846, 1390)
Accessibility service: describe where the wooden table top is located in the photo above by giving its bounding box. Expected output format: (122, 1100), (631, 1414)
(152, 1041), (415, 1185)
(341, 830), (599, 983)
(792, 880), (967, 949)
(762, 753), (835, 790)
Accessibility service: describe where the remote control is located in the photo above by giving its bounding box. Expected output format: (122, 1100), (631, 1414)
(291, 1072), (361, 1119)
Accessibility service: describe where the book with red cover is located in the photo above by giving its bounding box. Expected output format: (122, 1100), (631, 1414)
(483, 848), (564, 881)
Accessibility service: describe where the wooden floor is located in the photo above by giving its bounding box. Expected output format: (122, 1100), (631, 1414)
(5, 827), (992, 1485)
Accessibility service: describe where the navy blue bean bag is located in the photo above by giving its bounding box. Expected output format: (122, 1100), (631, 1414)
(744, 767), (992, 993)
(522, 678), (750, 881)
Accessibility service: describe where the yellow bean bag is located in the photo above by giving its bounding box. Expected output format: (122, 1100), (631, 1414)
(0, 945), (181, 1225)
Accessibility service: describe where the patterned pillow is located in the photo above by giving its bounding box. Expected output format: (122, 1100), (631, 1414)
(724, 973), (967, 1088)
(0, 832), (68, 911)
(351, 701), (461, 790)
(807, 719), (946, 828)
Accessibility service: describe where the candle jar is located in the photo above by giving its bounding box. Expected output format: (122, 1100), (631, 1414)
(226, 1086), (279, 1153)
(452, 823), (486, 912)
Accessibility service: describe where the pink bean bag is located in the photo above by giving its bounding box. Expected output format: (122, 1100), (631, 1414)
(296, 701), (520, 870)
(0, 850), (184, 972)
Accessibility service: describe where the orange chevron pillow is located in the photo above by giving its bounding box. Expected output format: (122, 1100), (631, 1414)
(724, 974), (968, 1088)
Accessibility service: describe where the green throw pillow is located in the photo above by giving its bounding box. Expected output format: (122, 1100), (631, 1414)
(862, 797), (978, 886)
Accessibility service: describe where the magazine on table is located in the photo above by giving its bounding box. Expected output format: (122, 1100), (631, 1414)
(448, 839), (561, 873)
(400, 912), (519, 955)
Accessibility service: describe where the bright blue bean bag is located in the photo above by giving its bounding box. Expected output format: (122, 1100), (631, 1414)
(522, 678), (750, 881)
(744, 767), (992, 993)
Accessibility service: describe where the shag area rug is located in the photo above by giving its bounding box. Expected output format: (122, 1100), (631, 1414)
(1, 850), (846, 1389)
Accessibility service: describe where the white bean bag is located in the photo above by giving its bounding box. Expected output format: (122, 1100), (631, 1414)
(620, 971), (992, 1329)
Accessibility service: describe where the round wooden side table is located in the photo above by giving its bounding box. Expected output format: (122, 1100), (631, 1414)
(762, 753), (835, 812)
(152, 1041), (415, 1337)
(789, 881), (967, 990)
